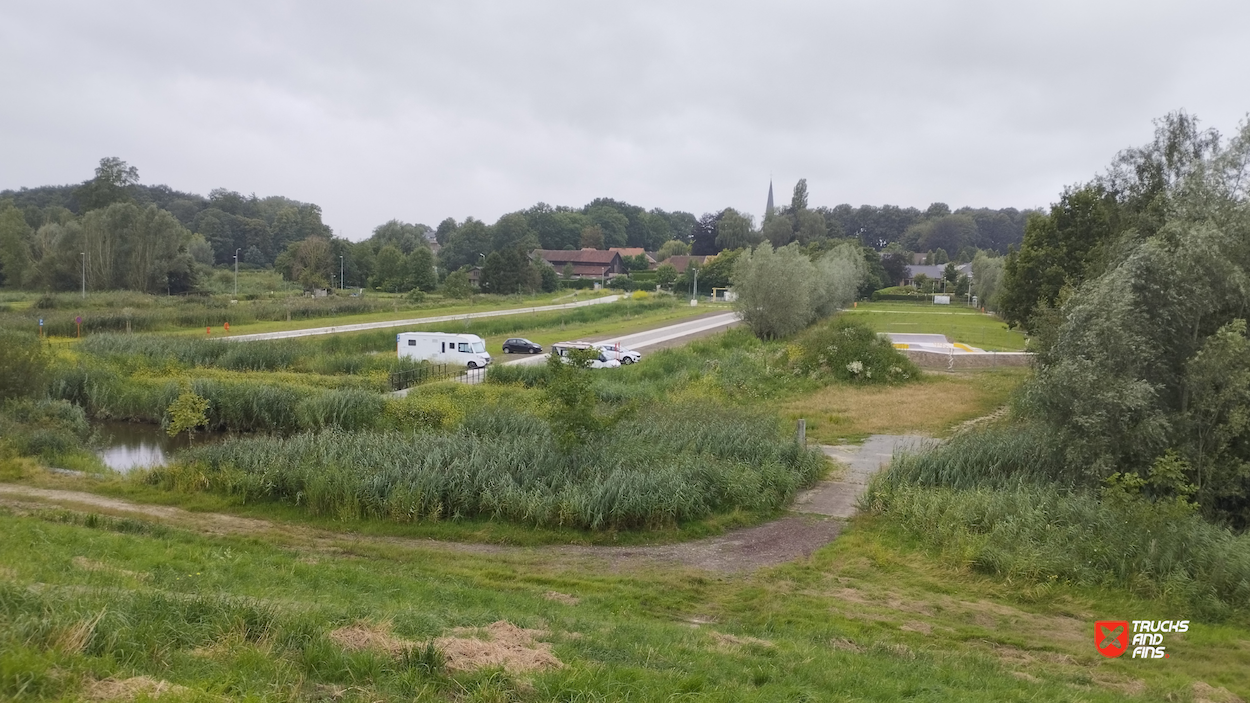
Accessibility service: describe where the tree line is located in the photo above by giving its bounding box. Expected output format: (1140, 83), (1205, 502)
(1, 157), (1031, 296)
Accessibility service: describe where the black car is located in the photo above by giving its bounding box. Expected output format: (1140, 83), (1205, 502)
(502, 337), (543, 354)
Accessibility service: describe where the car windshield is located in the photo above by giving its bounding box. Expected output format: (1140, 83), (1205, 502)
(471, 342), (486, 353)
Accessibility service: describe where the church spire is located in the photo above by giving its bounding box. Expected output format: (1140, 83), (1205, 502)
(765, 179), (775, 221)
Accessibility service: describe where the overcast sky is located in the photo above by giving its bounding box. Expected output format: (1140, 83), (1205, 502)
(2, 1), (1247, 240)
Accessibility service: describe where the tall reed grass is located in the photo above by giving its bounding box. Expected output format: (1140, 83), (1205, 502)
(864, 424), (1250, 616)
(149, 405), (824, 530)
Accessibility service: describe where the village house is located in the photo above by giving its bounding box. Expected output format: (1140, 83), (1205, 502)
(531, 248), (625, 279)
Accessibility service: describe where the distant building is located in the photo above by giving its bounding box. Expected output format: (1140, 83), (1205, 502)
(609, 247), (657, 268)
(531, 248), (625, 278)
(902, 263), (972, 286)
(662, 255), (712, 274)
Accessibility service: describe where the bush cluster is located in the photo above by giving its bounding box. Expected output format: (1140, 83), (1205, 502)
(788, 319), (918, 384)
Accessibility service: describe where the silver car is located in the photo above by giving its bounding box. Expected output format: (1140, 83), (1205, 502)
(594, 343), (641, 365)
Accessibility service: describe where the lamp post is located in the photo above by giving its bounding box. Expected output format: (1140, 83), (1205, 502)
(234, 248), (241, 298)
(80, 252), (85, 298)
(340, 255), (344, 291)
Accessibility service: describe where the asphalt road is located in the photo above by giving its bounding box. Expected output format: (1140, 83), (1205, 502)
(223, 295), (622, 341)
(502, 310), (741, 366)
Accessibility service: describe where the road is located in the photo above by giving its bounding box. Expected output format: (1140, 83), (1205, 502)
(502, 311), (740, 366)
(223, 295), (622, 341)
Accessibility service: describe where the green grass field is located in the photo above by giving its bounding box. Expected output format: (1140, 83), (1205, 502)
(0, 501), (1244, 702)
(841, 302), (1028, 351)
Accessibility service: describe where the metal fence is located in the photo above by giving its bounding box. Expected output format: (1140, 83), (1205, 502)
(389, 364), (488, 391)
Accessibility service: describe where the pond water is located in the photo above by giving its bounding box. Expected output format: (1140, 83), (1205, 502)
(94, 421), (223, 473)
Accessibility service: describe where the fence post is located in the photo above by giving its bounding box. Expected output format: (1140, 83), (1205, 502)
(796, 419), (806, 446)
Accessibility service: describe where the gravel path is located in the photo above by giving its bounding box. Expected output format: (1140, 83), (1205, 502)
(0, 435), (933, 575)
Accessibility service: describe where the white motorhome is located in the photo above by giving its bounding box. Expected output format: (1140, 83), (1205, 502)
(397, 332), (492, 369)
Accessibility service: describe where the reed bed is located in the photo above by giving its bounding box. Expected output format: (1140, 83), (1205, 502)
(864, 424), (1250, 616)
(150, 406), (824, 530)
(48, 367), (387, 433)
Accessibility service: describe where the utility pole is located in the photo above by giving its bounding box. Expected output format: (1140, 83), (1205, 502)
(340, 255), (345, 291)
(692, 266), (698, 300)
(234, 248), (241, 297)
(80, 252), (85, 298)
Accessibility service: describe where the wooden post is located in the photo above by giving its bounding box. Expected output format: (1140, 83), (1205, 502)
(796, 419), (806, 446)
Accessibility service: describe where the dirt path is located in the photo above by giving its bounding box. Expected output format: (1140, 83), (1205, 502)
(0, 435), (930, 574)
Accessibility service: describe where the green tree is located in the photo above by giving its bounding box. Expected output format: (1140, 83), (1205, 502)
(762, 213), (794, 246)
(656, 239), (689, 261)
(655, 263), (678, 289)
(562, 262), (576, 280)
(0, 203), (33, 287)
(579, 225), (605, 250)
(538, 261), (559, 292)
(442, 269), (474, 299)
(998, 185), (1117, 329)
(291, 236), (333, 289)
(544, 347), (602, 449)
(405, 246), (437, 292)
(731, 243), (817, 339)
(166, 387), (210, 447)
(715, 208), (757, 250)
(480, 247), (538, 294)
(791, 178), (809, 212)
(970, 251), (1004, 309)
(0, 330), (48, 399)
(76, 157), (139, 211)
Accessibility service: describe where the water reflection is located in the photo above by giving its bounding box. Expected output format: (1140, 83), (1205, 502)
(94, 422), (202, 473)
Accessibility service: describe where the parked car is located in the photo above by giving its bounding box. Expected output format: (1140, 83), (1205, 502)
(397, 332), (492, 369)
(550, 342), (621, 369)
(502, 337), (543, 354)
(594, 342), (641, 364)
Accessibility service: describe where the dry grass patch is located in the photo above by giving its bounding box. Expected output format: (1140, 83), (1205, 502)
(1194, 681), (1245, 703)
(437, 621), (562, 673)
(72, 556), (148, 580)
(328, 622), (412, 657)
(543, 590), (580, 605)
(710, 631), (774, 649)
(85, 676), (190, 701)
(328, 620), (563, 674)
(776, 368), (1027, 443)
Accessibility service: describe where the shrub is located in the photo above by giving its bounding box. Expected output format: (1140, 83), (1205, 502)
(788, 319), (918, 384)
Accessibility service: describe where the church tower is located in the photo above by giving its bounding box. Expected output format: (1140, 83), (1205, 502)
(765, 180), (775, 221)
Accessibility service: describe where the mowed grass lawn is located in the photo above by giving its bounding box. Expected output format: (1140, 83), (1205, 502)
(841, 302), (1028, 351)
(1, 504), (1244, 702)
(776, 367), (1029, 444)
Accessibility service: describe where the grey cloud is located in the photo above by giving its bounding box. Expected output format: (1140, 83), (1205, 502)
(2, 0), (1247, 238)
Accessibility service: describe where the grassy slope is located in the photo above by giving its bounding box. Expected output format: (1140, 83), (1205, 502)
(841, 302), (1028, 351)
(1, 506), (1244, 702)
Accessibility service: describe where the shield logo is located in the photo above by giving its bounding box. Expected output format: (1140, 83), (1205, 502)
(1095, 621), (1129, 658)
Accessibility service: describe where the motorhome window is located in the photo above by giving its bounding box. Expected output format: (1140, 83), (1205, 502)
(441, 342), (445, 352)
(458, 342), (469, 352)
(471, 342), (485, 353)
(407, 339), (416, 346)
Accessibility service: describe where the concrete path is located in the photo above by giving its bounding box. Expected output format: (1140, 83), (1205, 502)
(793, 435), (935, 518)
(224, 295), (622, 341)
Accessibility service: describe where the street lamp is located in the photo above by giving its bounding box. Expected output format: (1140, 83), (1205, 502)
(80, 252), (85, 298)
(234, 248), (241, 298)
